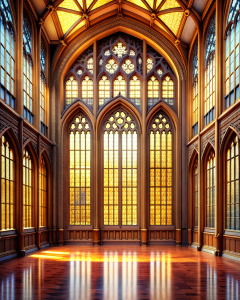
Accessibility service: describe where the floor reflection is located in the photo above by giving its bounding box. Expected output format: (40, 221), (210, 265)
(226, 274), (239, 300)
(122, 252), (137, 300)
(1, 273), (15, 300)
(22, 266), (32, 300)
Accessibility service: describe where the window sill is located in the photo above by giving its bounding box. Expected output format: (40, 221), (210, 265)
(23, 227), (36, 234)
(0, 229), (17, 237)
(203, 227), (215, 234)
(224, 230), (240, 237)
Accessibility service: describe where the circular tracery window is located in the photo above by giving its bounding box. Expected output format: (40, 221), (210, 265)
(122, 59), (135, 74)
(106, 59), (118, 74)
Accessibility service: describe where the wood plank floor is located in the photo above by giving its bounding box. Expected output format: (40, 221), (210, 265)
(0, 245), (240, 299)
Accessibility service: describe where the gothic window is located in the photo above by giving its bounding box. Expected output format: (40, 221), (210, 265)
(149, 112), (172, 226)
(23, 12), (33, 124)
(192, 43), (198, 136)
(66, 76), (78, 105)
(103, 110), (138, 226)
(1, 135), (15, 230)
(114, 75), (126, 97)
(112, 42), (127, 58)
(147, 57), (154, 73)
(23, 149), (33, 228)
(129, 75), (140, 107)
(225, 0), (240, 108)
(226, 135), (239, 230)
(193, 158), (198, 227)
(122, 59), (134, 74)
(87, 57), (93, 74)
(206, 150), (215, 228)
(148, 76), (159, 108)
(106, 59), (118, 74)
(204, 14), (216, 126)
(69, 115), (91, 226)
(99, 75), (110, 106)
(39, 156), (47, 227)
(0, 0), (15, 108)
(82, 76), (93, 106)
(40, 38), (47, 136)
(162, 76), (174, 105)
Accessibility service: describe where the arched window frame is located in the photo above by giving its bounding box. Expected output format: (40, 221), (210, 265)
(81, 73), (93, 107)
(147, 73), (160, 109)
(205, 148), (215, 229)
(0, 1), (16, 109)
(98, 72), (111, 107)
(65, 74), (79, 106)
(39, 154), (48, 228)
(161, 74), (174, 106)
(192, 157), (198, 228)
(129, 73), (141, 107)
(113, 72), (127, 98)
(40, 36), (48, 136)
(192, 41), (198, 136)
(224, 3), (240, 108)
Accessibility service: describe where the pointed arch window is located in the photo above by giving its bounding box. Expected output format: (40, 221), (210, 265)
(149, 112), (173, 226)
(148, 76), (159, 108)
(82, 76), (93, 106)
(66, 76), (78, 106)
(204, 14), (216, 126)
(225, 0), (239, 108)
(40, 38), (47, 135)
(1, 135), (15, 230)
(99, 75), (110, 106)
(0, 0), (15, 108)
(23, 12), (33, 124)
(114, 75), (126, 97)
(39, 156), (47, 227)
(69, 115), (91, 226)
(192, 43), (198, 136)
(103, 110), (138, 226)
(23, 149), (33, 228)
(162, 76), (174, 105)
(226, 135), (239, 230)
(206, 150), (215, 228)
(193, 157), (198, 227)
(129, 75), (140, 107)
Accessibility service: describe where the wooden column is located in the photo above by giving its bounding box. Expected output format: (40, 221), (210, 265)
(214, 0), (223, 256)
(37, 135), (41, 249)
(141, 40), (147, 245)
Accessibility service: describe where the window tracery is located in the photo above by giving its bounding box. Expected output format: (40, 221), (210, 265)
(82, 76), (93, 106)
(99, 75), (110, 106)
(66, 76), (78, 105)
(192, 43), (198, 136)
(193, 158), (198, 227)
(40, 38), (47, 136)
(23, 149), (33, 228)
(206, 150), (215, 228)
(39, 157), (47, 227)
(114, 75), (126, 97)
(106, 59), (118, 74)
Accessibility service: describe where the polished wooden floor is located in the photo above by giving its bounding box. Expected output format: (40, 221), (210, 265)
(0, 245), (240, 299)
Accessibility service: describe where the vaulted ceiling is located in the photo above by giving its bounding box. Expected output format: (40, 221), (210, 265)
(31, 0), (208, 45)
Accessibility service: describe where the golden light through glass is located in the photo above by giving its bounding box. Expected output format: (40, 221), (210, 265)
(129, 75), (141, 106)
(206, 151), (215, 228)
(23, 149), (33, 228)
(114, 75), (126, 97)
(99, 75), (110, 106)
(39, 157), (47, 227)
(162, 76), (174, 99)
(66, 76), (78, 105)
(112, 42), (127, 58)
(82, 76), (93, 106)
(122, 59), (135, 74)
(69, 115), (91, 226)
(106, 59), (118, 74)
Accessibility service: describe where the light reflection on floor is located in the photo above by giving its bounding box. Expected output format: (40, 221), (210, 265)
(0, 246), (240, 299)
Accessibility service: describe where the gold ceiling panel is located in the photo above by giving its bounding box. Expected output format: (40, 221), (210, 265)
(148, 0), (154, 9)
(159, 0), (180, 11)
(159, 11), (183, 35)
(77, 0), (84, 8)
(86, 0), (93, 9)
(57, 10), (81, 34)
(126, 0), (148, 10)
(156, 0), (163, 9)
(92, 0), (114, 10)
(68, 21), (85, 36)
(59, 0), (80, 11)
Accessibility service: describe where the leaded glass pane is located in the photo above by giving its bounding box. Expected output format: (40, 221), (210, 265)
(23, 149), (33, 228)
(66, 76), (78, 105)
(99, 75), (110, 106)
(106, 59), (118, 74)
(206, 150), (215, 228)
(112, 42), (127, 58)
(114, 75), (126, 97)
(39, 157), (47, 227)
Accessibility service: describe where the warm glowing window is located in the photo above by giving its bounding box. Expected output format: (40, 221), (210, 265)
(206, 150), (215, 228)
(1, 135), (15, 230)
(106, 59), (118, 74)
(149, 113), (172, 226)
(104, 110), (138, 226)
(69, 115), (91, 225)
(192, 43), (198, 136)
(114, 75), (126, 97)
(129, 75), (140, 107)
(225, 4), (239, 108)
(204, 14), (216, 126)
(0, 0), (15, 108)
(40, 39), (47, 136)
(122, 59), (135, 74)
(39, 157), (47, 227)
(147, 57), (153, 73)
(99, 75), (110, 106)
(148, 76), (159, 108)
(82, 76), (93, 106)
(87, 57), (93, 74)
(23, 149), (33, 228)
(162, 76), (174, 104)
(226, 135), (239, 230)
(66, 76), (78, 106)
(193, 158), (198, 227)
(112, 42), (127, 58)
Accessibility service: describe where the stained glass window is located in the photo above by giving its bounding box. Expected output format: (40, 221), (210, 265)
(23, 149), (33, 228)
(225, 3), (239, 108)
(104, 110), (138, 226)
(82, 76), (93, 106)
(162, 76), (174, 105)
(106, 59), (118, 74)
(205, 14), (216, 126)
(87, 57), (93, 74)
(149, 112), (172, 226)
(39, 157), (47, 227)
(1, 135), (15, 230)
(226, 135), (239, 230)
(69, 115), (91, 226)
(147, 57), (154, 73)
(129, 75), (140, 107)
(114, 75), (126, 97)
(192, 43), (198, 136)
(148, 76), (159, 108)
(99, 75), (110, 106)
(122, 59), (135, 74)
(40, 73), (47, 135)
(0, 0), (15, 108)
(40, 38), (46, 73)
(193, 158), (198, 227)
(66, 76), (78, 106)
(206, 150), (215, 228)
(112, 42), (127, 58)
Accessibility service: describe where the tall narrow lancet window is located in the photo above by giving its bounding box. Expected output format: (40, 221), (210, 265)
(23, 149), (33, 228)
(114, 75), (126, 97)
(103, 110), (138, 226)
(206, 150), (215, 228)
(149, 112), (172, 226)
(162, 76), (174, 105)
(226, 135), (239, 230)
(0, 0), (15, 108)
(66, 76), (78, 106)
(193, 158), (198, 227)
(204, 14), (216, 126)
(23, 12), (33, 124)
(225, 0), (240, 108)
(148, 76), (159, 107)
(39, 156), (47, 227)
(99, 75), (110, 106)
(129, 75), (140, 107)
(1, 135), (15, 230)
(82, 76), (93, 106)
(40, 39), (47, 136)
(192, 43), (198, 136)
(69, 115), (91, 226)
